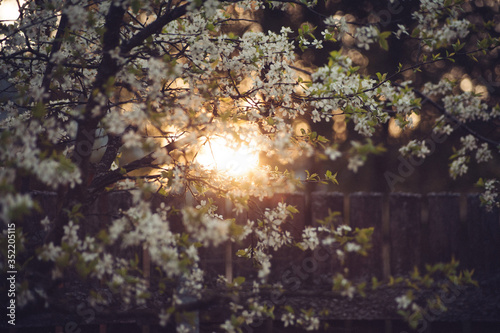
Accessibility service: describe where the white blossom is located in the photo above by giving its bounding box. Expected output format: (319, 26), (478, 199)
(17, 289), (35, 308)
(323, 15), (348, 39)
(159, 309), (172, 327)
(220, 320), (237, 333)
(345, 242), (361, 253)
(281, 312), (295, 327)
(475, 143), (492, 163)
(394, 24), (409, 39)
(450, 156), (468, 179)
(341, 285), (355, 299)
(396, 294), (412, 309)
(480, 179), (499, 211)
(38, 243), (63, 262)
(325, 146), (342, 160)
(62, 221), (80, 247)
(0, 0), (498, 327)
(301, 227), (320, 250)
(399, 140), (431, 159)
(347, 155), (364, 173)
(460, 135), (477, 152)
(336, 249), (345, 261)
(354, 25), (379, 50)
(0, 193), (34, 223)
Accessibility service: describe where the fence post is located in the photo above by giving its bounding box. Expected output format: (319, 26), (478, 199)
(311, 192), (344, 279)
(466, 194), (500, 273)
(270, 193), (307, 282)
(272, 193), (307, 239)
(425, 193), (461, 265)
(311, 192), (345, 226)
(389, 193), (422, 276)
(349, 192), (384, 280)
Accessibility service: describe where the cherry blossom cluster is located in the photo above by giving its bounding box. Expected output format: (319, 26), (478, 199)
(0, 0), (497, 331)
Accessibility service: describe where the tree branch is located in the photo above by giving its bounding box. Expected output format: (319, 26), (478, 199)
(95, 133), (123, 176)
(45, 1), (128, 247)
(41, 10), (68, 101)
(88, 141), (177, 195)
(72, 1), (127, 180)
(413, 88), (500, 147)
(121, 3), (188, 54)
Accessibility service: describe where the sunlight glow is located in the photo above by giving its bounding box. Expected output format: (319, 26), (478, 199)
(0, 0), (21, 23)
(196, 136), (259, 177)
(388, 113), (422, 138)
(293, 119), (311, 136)
(460, 77), (473, 92)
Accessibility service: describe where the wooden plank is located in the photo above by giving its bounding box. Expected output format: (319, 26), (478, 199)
(311, 191), (344, 226)
(231, 193), (306, 282)
(271, 192), (306, 239)
(310, 192), (344, 280)
(232, 195), (265, 281)
(150, 193), (184, 233)
(230, 193), (307, 283)
(21, 191), (500, 329)
(349, 192), (384, 280)
(86, 191), (132, 235)
(268, 193), (307, 283)
(466, 194), (500, 273)
(198, 195), (227, 282)
(389, 193), (422, 276)
(84, 192), (135, 261)
(28, 191), (57, 248)
(425, 193), (461, 264)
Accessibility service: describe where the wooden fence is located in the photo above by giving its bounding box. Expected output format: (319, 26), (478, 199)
(8, 191), (500, 333)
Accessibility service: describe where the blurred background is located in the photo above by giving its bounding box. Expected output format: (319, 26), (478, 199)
(1, 0), (499, 194)
(254, 0), (500, 194)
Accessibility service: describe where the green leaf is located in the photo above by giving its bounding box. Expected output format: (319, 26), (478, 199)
(233, 276), (245, 286)
(32, 102), (47, 119)
(236, 249), (248, 258)
(317, 134), (328, 143)
(452, 39), (465, 52)
(379, 31), (392, 39)
(286, 205), (299, 214)
(379, 39), (388, 51)
(325, 170), (339, 185)
(476, 178), (485, 187)
(376, 72), (387, 82)
(468, 54), (478, 62)
(371, 276), (381, 290)
(131, 0), (141, 13)
(357, 282), (367, 297)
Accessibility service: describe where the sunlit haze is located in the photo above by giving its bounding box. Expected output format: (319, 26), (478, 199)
(196, 136), (259, 177)
(0, 0), (21, 23)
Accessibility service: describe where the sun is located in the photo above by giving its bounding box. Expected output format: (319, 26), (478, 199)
(0, 0), (22, 23)
(196, 136), (259, 177)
